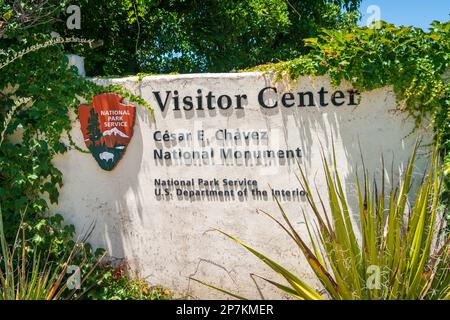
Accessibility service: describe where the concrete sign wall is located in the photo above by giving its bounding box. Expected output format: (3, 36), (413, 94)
(52, 72), (428, 299)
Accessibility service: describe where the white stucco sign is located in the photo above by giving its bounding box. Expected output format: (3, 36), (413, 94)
(52, 72), (427, 299)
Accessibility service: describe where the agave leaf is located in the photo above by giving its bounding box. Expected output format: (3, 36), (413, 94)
(321, 150), (350, 249)
(295, 166), (332, 238)
(331, 140), (361, 261)
(251, 274), (306, 300)
(190, 278), (247, 300)
(301, 209), (325, 267)
(269, 199), (341, 298)
(197, 140), (448, 301)
(407, 154), (441, 298)
(216, 229), (324, 300)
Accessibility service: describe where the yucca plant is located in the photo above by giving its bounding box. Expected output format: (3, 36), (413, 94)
(194, 141), (450, 300)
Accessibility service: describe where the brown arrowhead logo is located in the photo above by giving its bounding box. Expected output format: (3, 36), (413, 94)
(78, 93), (135, 171)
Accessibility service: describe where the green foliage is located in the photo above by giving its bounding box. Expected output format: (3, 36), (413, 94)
(90, 84), (154, 116)
(54, 0), (361, 75)
(197, 143), (449, 300)
(0, 208), (102, 300)
(0, 0), (152, 238)
(87, 108), (101, 143)
(0, 2), (95, 240)
(0, 50), (89, 242)
(0, 1), (65, 38)
(88, 260), (172, 300)
(0, 103), (102, 299)
(253, 20), (450, 222)
(254, 21), (449, 123)
(0, 1), (157, 300)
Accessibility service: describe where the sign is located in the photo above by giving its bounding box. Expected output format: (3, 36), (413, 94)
(151, 86), (359, 112)
(55, 73), (426, 299)
(78, 93), (135, 171)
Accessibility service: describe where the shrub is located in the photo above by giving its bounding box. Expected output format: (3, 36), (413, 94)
(0, 206), (105, 300)
(87, 259), (172, 300)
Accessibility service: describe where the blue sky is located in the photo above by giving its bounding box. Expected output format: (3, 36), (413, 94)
(358, 0), (449, 30)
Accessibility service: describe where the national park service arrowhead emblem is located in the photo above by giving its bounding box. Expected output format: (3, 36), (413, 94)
(78, 93), (135, 171)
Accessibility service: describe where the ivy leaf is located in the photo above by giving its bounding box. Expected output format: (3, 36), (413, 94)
(2, 10), (13, 20)
(304, 38), (318, 44)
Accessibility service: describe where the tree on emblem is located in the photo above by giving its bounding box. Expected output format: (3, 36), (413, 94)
(87, 107), (101, 144)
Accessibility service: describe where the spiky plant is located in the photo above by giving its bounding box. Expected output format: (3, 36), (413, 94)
(0, 207), (105, 300)
(193, 142), (449, 300)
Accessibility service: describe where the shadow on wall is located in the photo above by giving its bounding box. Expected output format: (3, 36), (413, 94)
(52, 74), (430, 299)
(178, 76), (429, 298)
(265, 74), (430, 231)
(51, 104), (149, 271)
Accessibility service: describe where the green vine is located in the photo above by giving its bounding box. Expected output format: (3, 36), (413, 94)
(89, 83), (154, 115)
(0, 29), (156, 296)
(0, 27), (153, 255)
(251, 20), (450, 219)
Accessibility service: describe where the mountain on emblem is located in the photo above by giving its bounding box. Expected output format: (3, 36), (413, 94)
(78, 93), (136, 171)
(103, 127), (129, 138)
